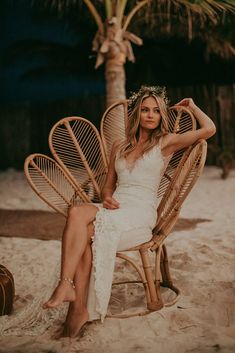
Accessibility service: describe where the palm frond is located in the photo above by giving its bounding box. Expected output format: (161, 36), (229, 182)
(173, 0), (235, 16)
(31, 0), (235, 58)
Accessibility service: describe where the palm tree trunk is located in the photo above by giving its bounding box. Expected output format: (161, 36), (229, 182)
(105, 56), (126, 107)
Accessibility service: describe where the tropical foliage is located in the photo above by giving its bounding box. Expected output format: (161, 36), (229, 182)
(33, 0), (235, 105)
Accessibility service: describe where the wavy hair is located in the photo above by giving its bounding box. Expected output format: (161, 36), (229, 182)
(117, 86), (169, 159)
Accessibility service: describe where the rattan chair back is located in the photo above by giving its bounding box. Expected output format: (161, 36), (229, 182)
(157, 106), (196, 197)
(152, 139), (207, 247)
(24, 103), (197, 217)
(24, 153), (84, 216)
(49, 117), (108, 203)
(100, 100), (128, 158)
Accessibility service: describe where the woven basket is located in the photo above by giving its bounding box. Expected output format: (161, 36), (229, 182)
(0, 264), (15, 315)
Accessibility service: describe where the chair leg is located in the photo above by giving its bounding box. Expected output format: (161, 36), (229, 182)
(107, 251), (151, 318)
(108, 244), (180, 318)
(115, 252), (151, 304)
(140, 248), (163, 311)
(159, 244), (181, 307)
(160, 244), (173, 287)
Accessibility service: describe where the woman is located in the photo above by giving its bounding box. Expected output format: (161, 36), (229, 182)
(43, 85), (216, 337)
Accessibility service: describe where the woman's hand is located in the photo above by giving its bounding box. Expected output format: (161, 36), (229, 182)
(174, 98), (197, 112)
(103, 196), (120, 210)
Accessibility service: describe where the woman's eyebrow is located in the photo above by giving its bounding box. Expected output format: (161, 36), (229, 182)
(141, 105), (159, 108)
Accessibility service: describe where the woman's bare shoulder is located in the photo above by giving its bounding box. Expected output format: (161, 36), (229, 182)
(160, 133), (176, 148)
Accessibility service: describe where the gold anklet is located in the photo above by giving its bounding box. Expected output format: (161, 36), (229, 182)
(59, 277), (75, 289)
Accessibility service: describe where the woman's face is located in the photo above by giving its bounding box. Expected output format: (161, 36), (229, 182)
(139, 96), (161, 131)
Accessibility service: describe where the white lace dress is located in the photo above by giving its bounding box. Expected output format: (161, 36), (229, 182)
(0, 143), (168, 335)
(87, 143), (166, 321)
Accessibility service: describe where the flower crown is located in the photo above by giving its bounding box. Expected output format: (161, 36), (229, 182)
(128, 85), (169, 109)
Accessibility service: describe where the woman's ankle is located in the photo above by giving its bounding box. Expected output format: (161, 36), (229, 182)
(59, 276), (76, 289)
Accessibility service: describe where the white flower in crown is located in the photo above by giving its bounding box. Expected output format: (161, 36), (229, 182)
(128, 85), (169, 109)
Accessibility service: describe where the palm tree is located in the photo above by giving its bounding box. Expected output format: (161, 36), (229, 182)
(37, 0), (235, 107)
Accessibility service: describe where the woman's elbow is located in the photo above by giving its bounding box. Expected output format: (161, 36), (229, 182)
(205, 124), (216, 139)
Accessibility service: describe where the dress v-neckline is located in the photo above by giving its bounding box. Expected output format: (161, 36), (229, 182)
(123, 144), (160, 173)
(124, 155), (144, 172)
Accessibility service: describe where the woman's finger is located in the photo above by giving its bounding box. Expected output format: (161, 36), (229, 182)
(175, 98), (191, 107)
(103, 198), (119, 209)
(111, 198), (120, 207)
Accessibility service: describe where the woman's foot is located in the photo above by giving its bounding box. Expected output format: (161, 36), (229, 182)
(62, 307), (89, 338)
(42, 278), (76, 309)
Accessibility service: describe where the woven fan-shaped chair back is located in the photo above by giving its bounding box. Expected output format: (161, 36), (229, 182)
(153, 140), (207, 245)
(24, 153), (85, 216)
(49, 117), (108, 203)
(100, 100), (128, 158)
(157, 106), (196, 198)
(24, 102), (198, 216)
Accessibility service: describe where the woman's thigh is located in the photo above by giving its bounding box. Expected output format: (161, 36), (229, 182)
(68, 203), (100, 224)
(69, 203), (102, 241)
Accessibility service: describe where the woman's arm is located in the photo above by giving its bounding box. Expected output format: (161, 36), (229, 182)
(101, 141), (120, 209)
(161, 98), (216, 156)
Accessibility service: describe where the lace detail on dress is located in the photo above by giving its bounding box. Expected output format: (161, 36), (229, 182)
(92, 208), (121, 322)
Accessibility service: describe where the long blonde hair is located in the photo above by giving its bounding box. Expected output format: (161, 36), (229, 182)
(118, 86), (169, 159)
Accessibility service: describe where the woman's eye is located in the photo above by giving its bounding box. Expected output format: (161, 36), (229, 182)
(141, 108), (148, 112)
(154, 109), (160, 113)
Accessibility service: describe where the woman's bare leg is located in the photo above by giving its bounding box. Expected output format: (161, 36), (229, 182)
(62, 242), (92, 337)
(43, 204), (98, 309)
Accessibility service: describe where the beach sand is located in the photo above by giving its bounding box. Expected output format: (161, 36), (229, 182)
(0, 166), (235, 353)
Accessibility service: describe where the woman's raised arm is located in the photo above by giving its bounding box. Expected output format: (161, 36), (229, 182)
(161, 98), (216, 156)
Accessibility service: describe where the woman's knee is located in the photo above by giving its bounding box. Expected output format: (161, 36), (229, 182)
(67, 204), (98, 224)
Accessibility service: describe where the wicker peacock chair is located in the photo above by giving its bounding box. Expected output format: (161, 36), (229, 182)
(24, 101), (207, 318)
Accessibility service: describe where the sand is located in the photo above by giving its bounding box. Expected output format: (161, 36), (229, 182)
(0, 167), (235, 353)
